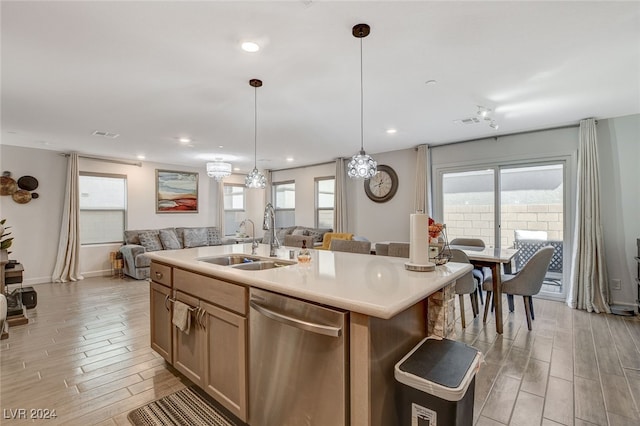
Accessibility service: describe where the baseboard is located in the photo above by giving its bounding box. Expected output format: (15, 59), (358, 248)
(20, 270), (113, 286)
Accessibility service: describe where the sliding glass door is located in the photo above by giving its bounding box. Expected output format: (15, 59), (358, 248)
(440, 161), (568, 300)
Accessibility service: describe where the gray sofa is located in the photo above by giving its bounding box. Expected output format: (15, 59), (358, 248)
(120, 226), (232, 280)
(264, 226), (332, 248)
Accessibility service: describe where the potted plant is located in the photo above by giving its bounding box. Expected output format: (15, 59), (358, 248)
(0, 218), (13, 251)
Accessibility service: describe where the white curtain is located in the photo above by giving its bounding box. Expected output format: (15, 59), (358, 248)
(52, 153), (84, 283)
(334, 158), (348, 232)
(569, 118), (610, 313)
(413, 144), (431, 215)
(217, 180), (225, 236)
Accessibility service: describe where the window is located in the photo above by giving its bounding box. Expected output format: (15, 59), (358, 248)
(223, 184), (245, 236)
(439, 161), (567, 299)
(273, 181), (295, 228)
(79, 173), (127, 245)
(315, 177), (335, 229)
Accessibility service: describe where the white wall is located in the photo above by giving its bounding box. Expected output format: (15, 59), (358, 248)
(597, 114), (640, 308)
(271, 163), (334, 228)
(3, 114), (637, 305)
(0, 145), (243, 284)
(0, 146), (67, 284)
(348, 149), (417, 243)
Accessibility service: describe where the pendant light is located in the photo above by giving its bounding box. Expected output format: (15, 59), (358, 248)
(245, 79), (267, 189)
(347, 23), (377, 179)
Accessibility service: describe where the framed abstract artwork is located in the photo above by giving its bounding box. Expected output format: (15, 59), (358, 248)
(156, 170), (198, 213)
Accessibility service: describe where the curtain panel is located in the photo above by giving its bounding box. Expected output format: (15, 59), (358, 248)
(52, 152), (84, 283)
(569, 118), (610, 313)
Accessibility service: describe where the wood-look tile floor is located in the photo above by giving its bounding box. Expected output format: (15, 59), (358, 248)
(1, 277), (639, 425)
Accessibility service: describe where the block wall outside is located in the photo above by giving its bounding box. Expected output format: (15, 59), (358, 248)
(444, 203), (564, 247)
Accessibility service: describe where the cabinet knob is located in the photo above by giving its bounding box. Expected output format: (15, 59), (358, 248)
(155, 271), (163, 279)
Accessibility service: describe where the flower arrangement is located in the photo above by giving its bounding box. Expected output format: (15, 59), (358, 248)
(428, 217), (444, 244)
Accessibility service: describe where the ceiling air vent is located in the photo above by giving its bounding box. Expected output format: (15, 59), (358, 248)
(453, 117), (481, 125)
(92, 130), (120, 139)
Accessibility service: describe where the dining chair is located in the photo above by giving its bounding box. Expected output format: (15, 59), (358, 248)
(449, 249), (480, 328)
(329, 239), (371, 254)
(482, 246), (554, 330)
(388, 242), (410, 258)
(450, 238), (487, 305)
(318, 232), (354, 250)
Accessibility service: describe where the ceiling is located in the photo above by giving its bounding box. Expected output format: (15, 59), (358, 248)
(2, 1), (639, 173)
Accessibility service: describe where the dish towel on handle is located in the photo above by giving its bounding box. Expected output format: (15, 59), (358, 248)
(172, 301), (191, 334)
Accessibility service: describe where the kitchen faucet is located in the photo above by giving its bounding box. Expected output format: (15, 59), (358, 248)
(240, 219), (258, 255)
(263, 203), (280, 257)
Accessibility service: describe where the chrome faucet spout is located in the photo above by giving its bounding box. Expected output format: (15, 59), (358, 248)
(263, 203), (280, 256)
(240, 219), (258, 255)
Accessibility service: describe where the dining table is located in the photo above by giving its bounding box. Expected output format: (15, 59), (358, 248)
(450, 245), (519, 334)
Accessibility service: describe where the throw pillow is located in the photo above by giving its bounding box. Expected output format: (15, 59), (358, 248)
(275, 226), (296, 242)
(306, 229), (325, 244)
(159, 228), (182, 250)
(207, 227), (222, 246)
(138, 231), (163, 252)
(183, 227), (208, 248)
(292, 228), (306, 236)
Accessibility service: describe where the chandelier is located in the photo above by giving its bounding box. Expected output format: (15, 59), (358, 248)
(206, 160), (232, 181)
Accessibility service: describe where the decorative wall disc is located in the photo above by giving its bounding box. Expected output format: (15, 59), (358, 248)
(0, 176), (17, 195)
(12, 189), (32, 204)
(17, 175), (39, 191)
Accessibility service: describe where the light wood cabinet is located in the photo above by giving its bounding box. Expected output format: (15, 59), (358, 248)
(150, 281), (173, 363)
(201, 300), (248, 421)
(172, 291), (205, 386)
(150, 262), (173, 363)
(156, 262), (248, 423)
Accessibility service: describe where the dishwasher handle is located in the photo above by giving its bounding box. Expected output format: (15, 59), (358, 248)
(250, 299), (342, 338)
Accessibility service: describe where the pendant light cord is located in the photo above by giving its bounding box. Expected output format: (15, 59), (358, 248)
(360, 36), (364, 152)
(254, 86), (258, 169)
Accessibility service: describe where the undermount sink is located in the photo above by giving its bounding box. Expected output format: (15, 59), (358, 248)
(198, 254), (296, 271)
(231, 260), (296, 271)
(198, 254), (263, 266)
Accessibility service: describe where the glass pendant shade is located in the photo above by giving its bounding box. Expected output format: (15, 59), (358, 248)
(347, 150), (377, 179)
(206, 161), (232, 181)
(245, 167), (266, 189)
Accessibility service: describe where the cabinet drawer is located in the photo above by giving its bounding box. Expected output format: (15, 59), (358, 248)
(174, 269), (247, 315)
(151, 262), (172, 286)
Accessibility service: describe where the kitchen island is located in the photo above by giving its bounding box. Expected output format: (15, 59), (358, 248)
(144, 243), (472, 426)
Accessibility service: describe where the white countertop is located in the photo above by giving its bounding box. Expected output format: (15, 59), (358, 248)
(144, 243), (473, 320)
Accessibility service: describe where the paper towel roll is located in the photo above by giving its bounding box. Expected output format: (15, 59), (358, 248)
(409, 213), (429, 265)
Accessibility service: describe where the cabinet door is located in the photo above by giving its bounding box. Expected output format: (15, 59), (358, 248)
(173, 291), (204, 386)
(201, 300), (248, 422)
(150, 281), (172, 363)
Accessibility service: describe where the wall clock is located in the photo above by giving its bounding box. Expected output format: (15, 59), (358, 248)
(364, 165), (398, 203)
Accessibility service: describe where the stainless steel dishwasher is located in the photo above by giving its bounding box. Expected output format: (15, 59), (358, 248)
(249, 288), (348, 426)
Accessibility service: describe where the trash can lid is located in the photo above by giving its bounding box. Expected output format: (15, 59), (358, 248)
(398, 338), (477, 389)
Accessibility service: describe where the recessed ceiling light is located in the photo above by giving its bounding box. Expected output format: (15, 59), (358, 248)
(137, 154), (146, 160)
(241, 42), (260, 52)
(286, 157), (294, 162)
(425, 80), (437, 85)
(218, 145), (224, 149)
(386, 129), (397, 134)
(179, 137), (191, 144)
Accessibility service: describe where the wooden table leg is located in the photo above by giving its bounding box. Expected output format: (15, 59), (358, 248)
(492, 263), (503, 334)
